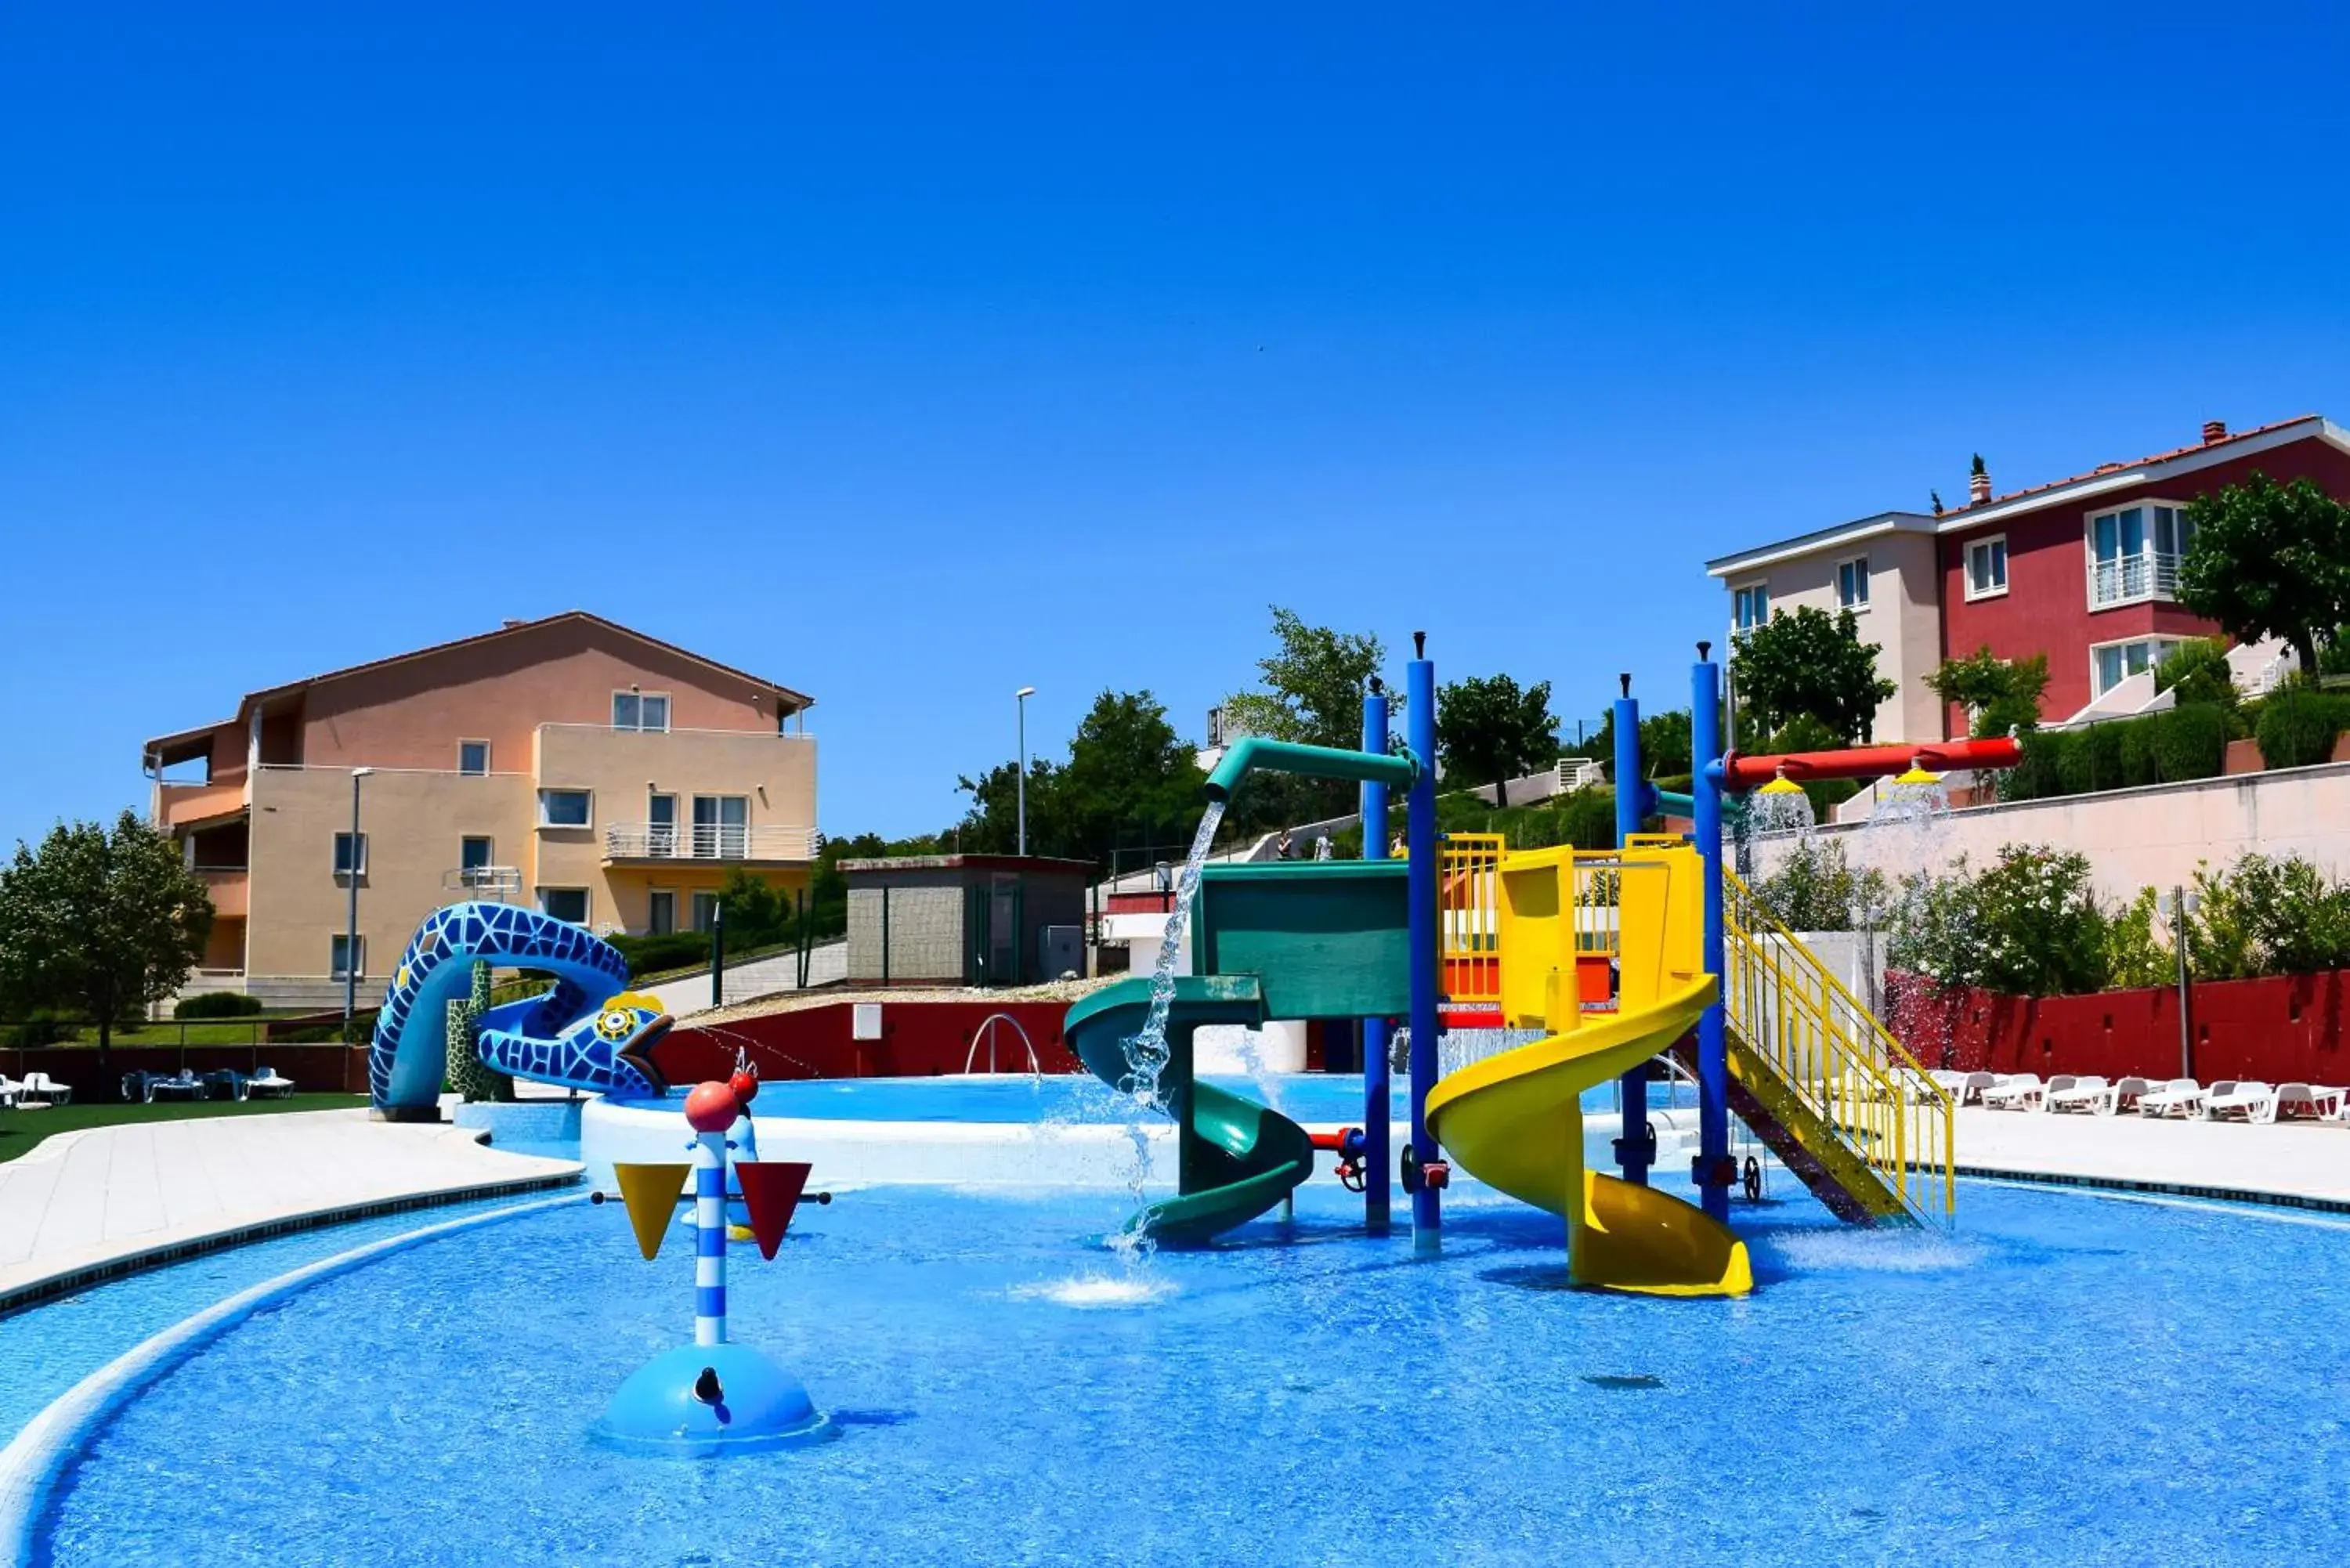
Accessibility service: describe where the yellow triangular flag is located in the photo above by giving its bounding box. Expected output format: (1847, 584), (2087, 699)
(611, 1162), (690, 1260)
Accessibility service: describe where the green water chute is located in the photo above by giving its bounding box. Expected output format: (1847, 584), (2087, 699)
(1203, 737), (1418, 803)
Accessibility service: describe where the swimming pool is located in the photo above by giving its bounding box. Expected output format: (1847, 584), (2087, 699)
(23, 1169), (2350, 1564)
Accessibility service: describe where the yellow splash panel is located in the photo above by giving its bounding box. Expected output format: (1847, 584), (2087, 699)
(611, 1162), (691, 1260)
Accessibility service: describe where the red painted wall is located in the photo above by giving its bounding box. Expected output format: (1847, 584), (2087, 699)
(1889, 968), (2350, 1086)
(657, 1000), (1080, 1085)
(1935, 435), (2350, 731)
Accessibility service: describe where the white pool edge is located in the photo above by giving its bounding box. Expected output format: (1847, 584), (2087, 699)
(0, 1192), (584, 1563)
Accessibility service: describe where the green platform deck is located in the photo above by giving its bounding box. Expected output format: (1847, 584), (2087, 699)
(1192, 860), (1412, 1021)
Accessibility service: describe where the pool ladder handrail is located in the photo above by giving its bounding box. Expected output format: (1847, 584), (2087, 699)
(962, 1012), (1043, 1076)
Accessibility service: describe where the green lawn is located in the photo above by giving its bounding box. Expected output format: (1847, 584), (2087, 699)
(0, 1093), (371, 1165)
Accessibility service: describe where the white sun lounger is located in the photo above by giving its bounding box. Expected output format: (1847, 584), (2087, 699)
(19, 1072), (73, 1107)
(2044, 1075), (2112, 1115)
(2265, 1083), (2345, 1123)
(0, 1075), (23, 1110)
(2106, 1076), (2155, 1115)
(2137, 1078), (2205, 1118)
(2204, 1081), (2272, 1122)
(246, 1065), (296, 1099)
(1981, 1073), (2045, 1111)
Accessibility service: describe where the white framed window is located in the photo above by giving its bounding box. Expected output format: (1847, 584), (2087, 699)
(457, 739), (490, 776)
(612, 691), (672, 732)
(2087, 500), (2194, 609)
(692, 891), (721, 932)
(537, 788), (592, 828)
(1964, 534), (2008, 600)
(461, 836), (494, 873)
(691, 794), (750, 858)
(333, 832), (367, 876)
(539, 887), (591, 925)
(331, 934), (366, 980)
(1732, 582), (1770, 634)
(1835, 555), (1870, 611)
(647, 890), (676, 936)
(2090, 637), (2186, 698)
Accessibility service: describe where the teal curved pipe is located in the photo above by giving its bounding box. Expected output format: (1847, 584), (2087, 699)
(1203, 737), (1417, 803)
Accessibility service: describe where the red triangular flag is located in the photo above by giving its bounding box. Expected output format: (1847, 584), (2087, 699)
(734, 1160), (813, 1260)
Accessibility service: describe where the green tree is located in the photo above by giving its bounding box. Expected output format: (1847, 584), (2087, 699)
(1056, 689), (1209, 865)
(1436, 674), (1557, 805)
(2151, 638), (2236, 710)
(1925, 645), (2050, 738)
(947, 689), (1207, 867)
(0, 812), (214, 1064)
(2177, 473), (2350, 677)
(950, 757), (1065, 857)
(1582, 706), (1694, 775)
(1730, 605), (1896, 745)
(1220, 607), (1387, 826)
(1220, 607), (1387, 750)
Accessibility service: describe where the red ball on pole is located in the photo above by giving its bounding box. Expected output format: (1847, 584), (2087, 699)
(684, 1080), (740, 1133)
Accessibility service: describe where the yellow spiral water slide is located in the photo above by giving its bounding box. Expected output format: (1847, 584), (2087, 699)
(1425, 840), (1752, 1296)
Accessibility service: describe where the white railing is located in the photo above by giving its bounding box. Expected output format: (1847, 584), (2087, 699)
(2089, 550), (2182, 607)
(602, 822), (819, 861)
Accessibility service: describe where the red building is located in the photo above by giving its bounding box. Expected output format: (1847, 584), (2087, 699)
(1708, 416), (2350, 739)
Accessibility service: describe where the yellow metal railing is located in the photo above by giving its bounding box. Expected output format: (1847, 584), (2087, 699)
(1439, 833), (1505, 1004)
(1721, 869), (1955, 1226)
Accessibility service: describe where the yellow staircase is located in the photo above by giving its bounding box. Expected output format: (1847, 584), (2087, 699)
(1713, 866), (1954, 1228)
(1434, 834), (1954, 1233)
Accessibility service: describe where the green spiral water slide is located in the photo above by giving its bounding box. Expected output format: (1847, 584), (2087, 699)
(1065, 739), (1419, 1246)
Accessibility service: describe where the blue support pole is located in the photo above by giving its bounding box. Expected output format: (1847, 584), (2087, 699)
(1610, 679), (1650, 1187)
(1690, 649), (1732, 1223)
(1361, 683), (1393, 1236)
(1406, 644), (1442, 1252)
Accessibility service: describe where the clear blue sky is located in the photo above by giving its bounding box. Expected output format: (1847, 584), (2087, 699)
(5, 3), (2348, 848)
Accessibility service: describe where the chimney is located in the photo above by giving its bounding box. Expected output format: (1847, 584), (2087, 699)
(2202, 419), (2228, 444)
(1968, 453), (1991, 507)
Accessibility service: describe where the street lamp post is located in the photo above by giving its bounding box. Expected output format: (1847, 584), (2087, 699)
(344, 767), (374, 1035)
(1015, 687), (1037, 856)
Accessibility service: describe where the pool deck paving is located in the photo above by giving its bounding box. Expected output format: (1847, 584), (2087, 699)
(1951, 1104), (2350, 1209)
(0, 1107), (580, 1314)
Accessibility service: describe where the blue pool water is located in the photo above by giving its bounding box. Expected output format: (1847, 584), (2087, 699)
(31, 1173), (2350, 1565)
(0, 1195), (532, 1450)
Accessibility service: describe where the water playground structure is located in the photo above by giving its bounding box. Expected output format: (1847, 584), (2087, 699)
(1066, 637), (2024, 1293)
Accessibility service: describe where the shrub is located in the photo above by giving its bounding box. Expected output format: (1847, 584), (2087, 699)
(609, 930), (714, 979)
(2100, 888), (2176, 991)
(2001, 730), (2068, 801)
(2152, 639), (2236, 709)
(1751, 838), (1888, 933)
(1887, 845), (2110, 996)
(2117, 719), (2157, 787)
(2186, 853), (2350, 980)
(2056, 722), (2126, 795)
(172, 990), (264, 1020)
(2254, 688), (2348, 769)
(2151, 703), (2229, 782)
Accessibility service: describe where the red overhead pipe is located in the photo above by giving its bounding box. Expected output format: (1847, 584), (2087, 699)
(1719, 735), (2023, 793)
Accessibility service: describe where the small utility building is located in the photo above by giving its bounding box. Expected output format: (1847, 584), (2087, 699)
(841, 854), (1094, 987)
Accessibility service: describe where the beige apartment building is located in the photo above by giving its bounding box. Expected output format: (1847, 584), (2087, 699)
(143, 612), (818, 1010)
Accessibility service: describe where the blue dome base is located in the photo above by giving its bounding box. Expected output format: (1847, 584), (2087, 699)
(594, 1342), (832, 1457)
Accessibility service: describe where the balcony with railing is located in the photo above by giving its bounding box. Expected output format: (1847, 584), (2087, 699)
(194, 865), (250, 919)
(2088, 549), (2183, 609)
(602, 822), (819, 865)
